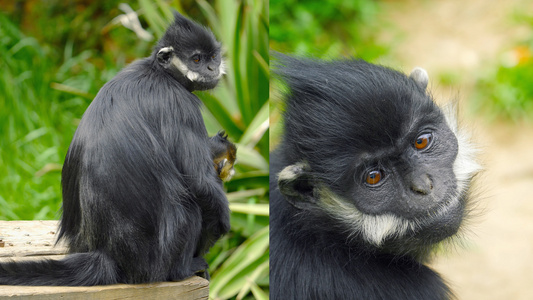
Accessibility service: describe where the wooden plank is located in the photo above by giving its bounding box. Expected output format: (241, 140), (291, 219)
(0, 277), (209, 300)
(0, 221), (209, 299)
(0, 221), (66, 258)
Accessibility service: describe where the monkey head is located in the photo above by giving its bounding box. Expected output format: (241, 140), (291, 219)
(275, 57), (480, 258)
(155, 12), (225, 91)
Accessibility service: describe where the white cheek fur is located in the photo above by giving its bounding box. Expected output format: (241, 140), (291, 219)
(441, 103), (482, 196)
(170, 56), (224, 82)
(170, 56), (202, 82)
(318, 188), (415, 246)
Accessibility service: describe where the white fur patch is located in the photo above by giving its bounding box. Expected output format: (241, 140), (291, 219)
(317, 187), (464, 247)
(441, 103), (482, 196)
(318, 189), (416, 246)
(158, 46), (174, 55)
(278, 163), (307, 182)
(219, 59), (227, 77)
(186, 70), (200, 81)
(170, 56), (204, 82)
(168, 53), (225, 83)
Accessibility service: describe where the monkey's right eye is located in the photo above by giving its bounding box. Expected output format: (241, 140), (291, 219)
(365, 170), (383, 185)
(192, 56), (200, 63)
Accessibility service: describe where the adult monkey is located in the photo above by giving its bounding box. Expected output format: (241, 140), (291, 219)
(270, 55), (480, 300)
(0, 12), (230, 286)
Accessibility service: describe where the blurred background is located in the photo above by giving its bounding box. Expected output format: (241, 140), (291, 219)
(0, 0), (268, 299)
(270, 0), (533, 299)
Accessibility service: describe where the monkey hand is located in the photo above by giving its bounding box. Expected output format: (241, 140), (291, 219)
(217, 158), (235, 181)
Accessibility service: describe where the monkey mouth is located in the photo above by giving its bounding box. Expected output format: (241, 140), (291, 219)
(414, 193), (465, 242)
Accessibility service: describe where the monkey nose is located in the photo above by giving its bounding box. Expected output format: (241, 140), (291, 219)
(207, 65), (215, 71)
(410, 174), (433, 195)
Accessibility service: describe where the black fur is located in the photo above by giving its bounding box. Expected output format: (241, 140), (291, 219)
(0, 12), (230, 286)
(270, 56), (478, 299)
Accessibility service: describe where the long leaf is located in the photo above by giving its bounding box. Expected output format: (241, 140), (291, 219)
(238, 100), (269, 147)
(234, 145), (268, 171)
(229, 203), (269, 216)
(209, 226), (269, 298)
(236, 261), (269, 300)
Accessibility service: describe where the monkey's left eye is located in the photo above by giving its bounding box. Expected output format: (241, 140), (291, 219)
(365, 170), (383, 185)
(211, 54), (216, 59)
(414, 133), (433, 150)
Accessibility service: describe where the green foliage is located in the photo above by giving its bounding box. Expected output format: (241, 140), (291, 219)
(473, 11), (533, 121)
(0, 2), (136, 221)
(1, 0), (268, 298)
(1, 13), (70, 219)
(474, 48), (533, 121)
(270, 0), (385, 59)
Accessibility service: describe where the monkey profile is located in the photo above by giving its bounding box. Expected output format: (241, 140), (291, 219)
(209, 131), (237, 182)
(270, 55), (480, 299)
(0, 12), (230, 286)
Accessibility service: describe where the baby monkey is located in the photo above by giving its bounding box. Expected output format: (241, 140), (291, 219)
(210, 131), (237, 181)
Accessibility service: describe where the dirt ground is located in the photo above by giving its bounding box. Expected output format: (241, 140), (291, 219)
(376, 0), (533, 299)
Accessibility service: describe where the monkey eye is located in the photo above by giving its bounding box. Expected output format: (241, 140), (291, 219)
(414, 133), (433, 150)
(211, 54), (216, 59)
(365, 170), (383, 185)
(192, 55), (200, 63)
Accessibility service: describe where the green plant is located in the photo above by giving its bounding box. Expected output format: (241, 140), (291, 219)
(474, 45), (533, 121)
(269, 0), (385, 59)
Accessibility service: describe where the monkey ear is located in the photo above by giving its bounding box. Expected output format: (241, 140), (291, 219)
(277, 163), (318, 210)
(409, 67), (429, 91)
(157, 46), (174, 66)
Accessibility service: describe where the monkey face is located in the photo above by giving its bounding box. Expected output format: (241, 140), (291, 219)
(276, 57), (480, 250)
(278, 115), (465, 248)
(155, 12), (225, 91)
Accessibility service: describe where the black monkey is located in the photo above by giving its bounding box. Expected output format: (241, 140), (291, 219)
(209, 131), (237, 182)
(270, 56), (480, 299)
(0, 12), (230, 286)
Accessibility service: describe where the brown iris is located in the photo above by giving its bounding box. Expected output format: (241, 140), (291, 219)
(365, 170), (382, 185)
(415, 133), (432, 150)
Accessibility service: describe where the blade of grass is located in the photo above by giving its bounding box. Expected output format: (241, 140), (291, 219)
(229, 203), (269, 216)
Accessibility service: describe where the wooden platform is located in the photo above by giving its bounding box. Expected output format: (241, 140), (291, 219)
(0, 221), (209, 299)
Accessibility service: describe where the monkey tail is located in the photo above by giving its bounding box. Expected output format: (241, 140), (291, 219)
(0, 251), (120, 286)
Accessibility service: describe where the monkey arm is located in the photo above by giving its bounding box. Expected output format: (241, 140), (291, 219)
(166, 124), (231, 255)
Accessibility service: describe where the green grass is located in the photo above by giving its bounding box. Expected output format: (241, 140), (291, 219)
(270, 0), (385, 59)
(0, 0), (268, 298)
